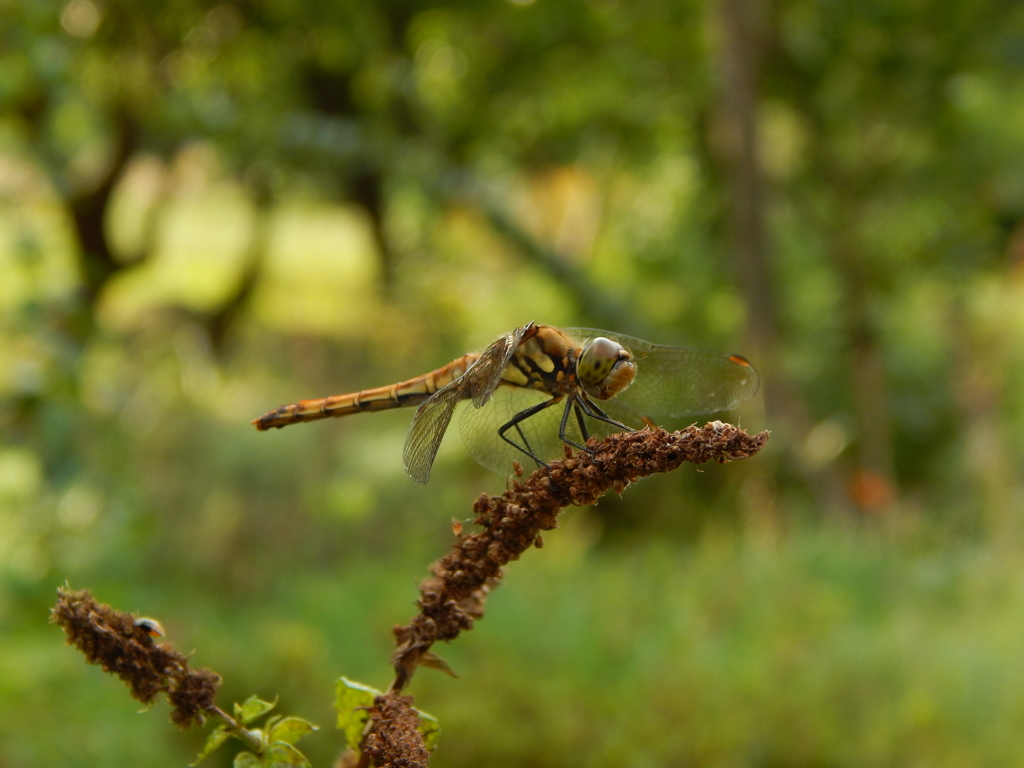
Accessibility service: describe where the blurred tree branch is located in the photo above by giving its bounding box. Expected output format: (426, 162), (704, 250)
(68, 112), (140, 307)
(430, 170), (638, 331)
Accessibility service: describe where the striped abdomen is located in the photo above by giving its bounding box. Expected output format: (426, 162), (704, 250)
(252, 353), (480, 430)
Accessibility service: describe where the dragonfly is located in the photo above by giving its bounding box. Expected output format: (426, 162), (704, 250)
(252, 323), (759, 484)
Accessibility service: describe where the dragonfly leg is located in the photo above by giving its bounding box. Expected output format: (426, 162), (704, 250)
(511, 418), (547, 468)
(558, 397), (593, 455)
(575, 394), (635, 433)
(574, 402), (591, 443)
(497, 396), (564, 468)
(512, 422), (533, 459)
(564, 400), (597, 457)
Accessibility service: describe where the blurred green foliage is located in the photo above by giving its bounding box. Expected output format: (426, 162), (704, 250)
(4, 0), (1024, 764)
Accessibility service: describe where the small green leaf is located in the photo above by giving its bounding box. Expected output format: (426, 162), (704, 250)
(416, 709), (441, 752)
(233, 751), (261, 768)
(334, 677), (381, 749)
(190, 725), (230, 766)
(235, 696), (278, 724)
(263, 741), (310, 767)
(270, 716), (318, 745)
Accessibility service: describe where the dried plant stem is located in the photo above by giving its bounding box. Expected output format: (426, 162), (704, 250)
(52, 423), (768, 768)
(390, 422), (768, 691)
(356, 423), (768, 767)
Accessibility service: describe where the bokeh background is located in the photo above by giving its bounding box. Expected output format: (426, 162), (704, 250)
(5, 0), (1024, 765)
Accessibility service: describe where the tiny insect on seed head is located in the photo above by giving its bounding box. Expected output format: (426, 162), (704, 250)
(134, 618), (165, 638)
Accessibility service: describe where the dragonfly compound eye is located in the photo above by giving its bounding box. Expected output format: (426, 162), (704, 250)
(579, 337), (636, 399)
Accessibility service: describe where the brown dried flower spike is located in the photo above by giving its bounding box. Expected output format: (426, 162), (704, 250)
(363, 693), (431, 768)
(51, 587), (221, 727)
(391, 422), (769, 691)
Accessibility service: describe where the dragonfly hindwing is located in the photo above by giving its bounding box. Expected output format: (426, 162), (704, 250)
(404, 381), (466, 484)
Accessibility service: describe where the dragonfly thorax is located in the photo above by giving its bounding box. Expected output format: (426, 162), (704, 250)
(577, 337), (636, 401)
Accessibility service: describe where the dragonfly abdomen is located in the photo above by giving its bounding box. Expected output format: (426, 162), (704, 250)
(252, 353), (480, 431)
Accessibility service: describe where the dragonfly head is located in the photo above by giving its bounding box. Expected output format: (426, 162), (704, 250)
(577, 337), (636, 400)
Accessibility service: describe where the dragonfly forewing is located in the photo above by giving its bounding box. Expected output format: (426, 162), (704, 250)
(403, 324), (532, 484)
(563, 328), (759, 422)
(466, 325), (531, 406)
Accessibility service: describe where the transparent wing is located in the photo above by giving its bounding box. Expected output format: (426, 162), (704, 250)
(563, 328), (760, 425)
(402, 325), (530, 484)
(403, 379), (467, 484)
(458, 385), (624, 477)
(466, 325), (530, 407)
